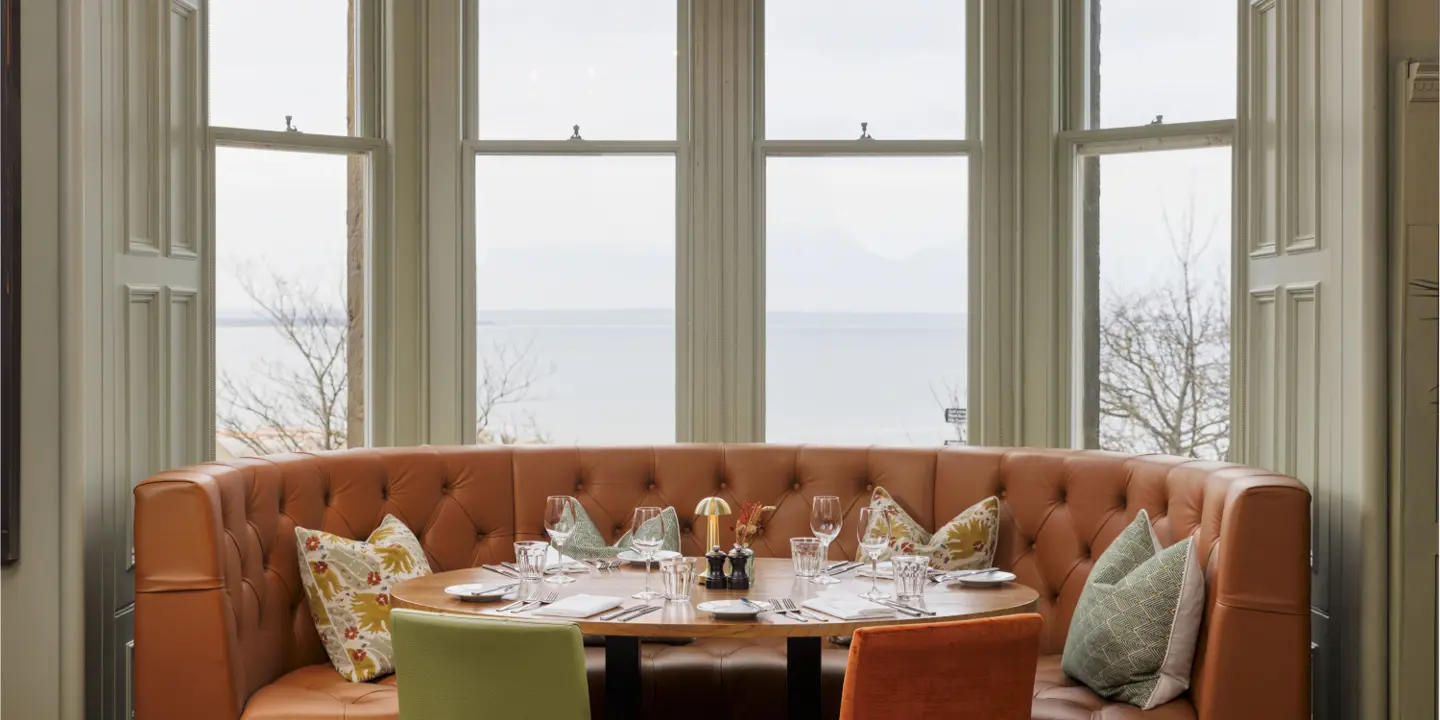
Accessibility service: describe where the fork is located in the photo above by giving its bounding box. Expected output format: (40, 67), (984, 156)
(509, 589), (559, 614)
(497, 591), (538, 613)
(775, 597), (808, 622)
(783, 598), (829, 622)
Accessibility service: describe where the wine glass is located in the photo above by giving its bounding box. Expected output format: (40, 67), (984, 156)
(630, 507), (665, 600)
(543, 496), (578, 585)
(857, 506), (890, 601)
(809, 496), (843, 585)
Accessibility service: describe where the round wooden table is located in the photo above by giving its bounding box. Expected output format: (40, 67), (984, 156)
(392, 558), (1038, 720)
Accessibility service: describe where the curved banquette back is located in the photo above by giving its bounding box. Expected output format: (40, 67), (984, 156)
(134, 445), (1309, 720)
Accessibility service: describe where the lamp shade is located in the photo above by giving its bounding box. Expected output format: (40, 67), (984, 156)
(694, 497), (732, 516)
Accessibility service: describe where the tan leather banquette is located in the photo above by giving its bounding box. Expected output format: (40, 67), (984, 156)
(133, 445), (1310, 720)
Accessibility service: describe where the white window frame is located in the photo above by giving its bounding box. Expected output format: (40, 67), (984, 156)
(456, 0), (689, 441)
(204, 0), (392, 450)
(1057, 0), (1238, 451)
(750, 0), (980, 442)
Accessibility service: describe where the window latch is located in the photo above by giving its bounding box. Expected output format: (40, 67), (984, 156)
(285, 115), (301, 133)
(1149, 114), (1164, 125)
(858, 121), (873, 140)
(569, 124), (583, 140)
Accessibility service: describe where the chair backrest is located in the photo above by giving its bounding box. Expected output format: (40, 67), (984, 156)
(839, 614), (1045, 720)
(390, 610), (589, 720)
(133, 445), (1309, 720)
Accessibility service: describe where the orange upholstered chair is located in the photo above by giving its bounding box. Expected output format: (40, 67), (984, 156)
(839, 614), (1044, 720)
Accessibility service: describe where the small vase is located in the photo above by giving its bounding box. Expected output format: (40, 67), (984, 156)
(727, 545), (753, 590)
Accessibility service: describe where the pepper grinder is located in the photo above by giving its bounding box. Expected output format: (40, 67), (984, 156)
(726, 544), (750, 590)
(704, 545), (729, 589)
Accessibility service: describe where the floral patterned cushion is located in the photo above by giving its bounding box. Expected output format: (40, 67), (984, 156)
(295, 515), (432, 682)
(859, 487), (999, 571)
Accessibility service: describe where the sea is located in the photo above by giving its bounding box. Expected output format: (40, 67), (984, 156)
(216, 310), (969, 447)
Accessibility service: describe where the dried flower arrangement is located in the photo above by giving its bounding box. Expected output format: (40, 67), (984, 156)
(730, 501), (777, 548)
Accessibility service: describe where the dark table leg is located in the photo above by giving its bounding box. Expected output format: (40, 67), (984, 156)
(605, 636), (642, 720)
(787, 636), (822, 720)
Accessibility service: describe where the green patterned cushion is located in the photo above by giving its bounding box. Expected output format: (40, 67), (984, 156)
(559, 503), (681, 560)
(1061, 510), (1206, 709)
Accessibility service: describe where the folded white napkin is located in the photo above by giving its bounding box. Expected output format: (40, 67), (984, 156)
(802, 596), (896, 620)
(531, 594), (624, 618)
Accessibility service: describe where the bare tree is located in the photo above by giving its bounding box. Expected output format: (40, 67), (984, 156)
(217, 265), (552, 455)
(1097, 207), (1231, 460)
(217, 264), (349, 455)
(475, 340), (553, 444)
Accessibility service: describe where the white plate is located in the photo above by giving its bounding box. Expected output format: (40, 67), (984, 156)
(444, 583), (516, 602)
(956, 570), (1016, 588)
(616, 549), (681, 565)
(697, 599), (769, 620)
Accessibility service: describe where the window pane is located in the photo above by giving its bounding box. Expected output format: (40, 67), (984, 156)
(215, 149), (367, 456)
(1082, 147), (1232, 458)
(766, 157), (968, 445)
(210, 0), (353, 134)
(1091, 1), (1236, 128)
(475, 156), (675, 443)
(476, 0), (676, 140)
(765, 0), (966, 140)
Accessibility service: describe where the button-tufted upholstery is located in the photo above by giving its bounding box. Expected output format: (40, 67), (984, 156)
(134, 445), (1310, 720)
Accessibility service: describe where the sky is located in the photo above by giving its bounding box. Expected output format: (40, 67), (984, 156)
(209, 0), (1235, 318)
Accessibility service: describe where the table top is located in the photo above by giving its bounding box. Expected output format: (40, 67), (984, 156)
(390, 558), (1039, 638)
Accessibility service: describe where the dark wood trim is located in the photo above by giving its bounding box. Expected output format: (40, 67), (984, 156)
(1, 0), (20, 565)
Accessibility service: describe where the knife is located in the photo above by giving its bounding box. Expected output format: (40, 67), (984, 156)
(482, 564), (521, 579)
(823, 561), (864, 576)
(598, 605), (640, 621)
(621, 605), (662, 622)
(602, 604), (657, 622)
(873, 598), (935, 617)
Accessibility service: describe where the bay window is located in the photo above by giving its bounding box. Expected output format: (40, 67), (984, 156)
(1064, 0), (1237, 459)
(204, 0), (1240, 455)
(208, 0), (382, 455)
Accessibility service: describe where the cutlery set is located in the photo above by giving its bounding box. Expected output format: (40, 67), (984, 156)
(497, 589), (559, 614)
(483, 558), (995, 621)
(597, 604), (662, 622)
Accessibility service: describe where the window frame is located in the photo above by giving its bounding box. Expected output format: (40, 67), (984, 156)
(457, 0), (689, 442)
(751, 0), (980, 442)
(205, 0), (390, 451)
(1058, 0), (1239, 451)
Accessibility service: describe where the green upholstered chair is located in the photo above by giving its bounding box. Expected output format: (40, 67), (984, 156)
(390, 609), (590, 720)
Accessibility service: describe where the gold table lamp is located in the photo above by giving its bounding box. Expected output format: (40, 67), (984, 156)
(694, 496), (732, 551)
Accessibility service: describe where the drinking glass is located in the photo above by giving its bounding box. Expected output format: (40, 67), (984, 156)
(809, 495), (843, 585)
(857, 507), (891, 601)
(892, 554), (929, 602)
(513, 541), (550, 581)
(660, 556), (696, 601)
(544, 496), (578, 584)
(630, 506), (666, 599)
(790, 537), (823, 577)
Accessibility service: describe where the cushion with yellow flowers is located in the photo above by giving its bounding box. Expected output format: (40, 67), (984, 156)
(859, 487), (999, 571)
(295, 514), (432, 682)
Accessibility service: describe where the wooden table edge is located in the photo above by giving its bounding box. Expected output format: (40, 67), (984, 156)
(391, 561), (1041, 638)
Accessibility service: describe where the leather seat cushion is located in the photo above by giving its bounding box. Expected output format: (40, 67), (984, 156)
(240, 664), (399, 720)
(1031, 655), (1196, 720)
(240, 649), (1199, 720)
